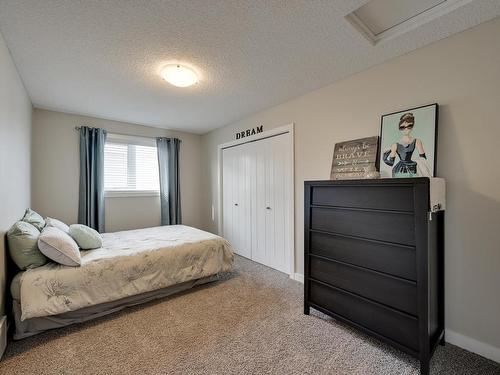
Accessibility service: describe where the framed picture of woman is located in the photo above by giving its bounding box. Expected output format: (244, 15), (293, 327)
(379, 103), (438, 178)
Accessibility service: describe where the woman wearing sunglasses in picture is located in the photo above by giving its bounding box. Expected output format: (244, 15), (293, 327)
(382, 112), (432, 177)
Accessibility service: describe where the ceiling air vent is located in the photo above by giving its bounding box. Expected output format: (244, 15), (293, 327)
(346, 0), (474, 44)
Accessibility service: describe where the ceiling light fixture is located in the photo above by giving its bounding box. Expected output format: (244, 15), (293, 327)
(160, 64), (198, 87)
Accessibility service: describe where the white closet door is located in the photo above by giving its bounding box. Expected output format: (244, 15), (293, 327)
(223, 132), (292, 274)
(222, 147), (236, 251)
(268, 133), (291, 273)
(235, 142), (252, 258)
(251, 139), (267, 266)
(222, 145), (252, 259)
(251, 133), (291, 274)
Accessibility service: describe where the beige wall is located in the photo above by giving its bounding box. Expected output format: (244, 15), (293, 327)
(0, 33), (32, 324)
(201, 18), (500, 359)
(32, 109), (203, 232)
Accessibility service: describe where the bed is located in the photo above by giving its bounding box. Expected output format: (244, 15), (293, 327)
(10, 225), (234, 339)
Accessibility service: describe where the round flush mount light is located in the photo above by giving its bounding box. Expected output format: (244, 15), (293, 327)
(160, 64), (198, 87)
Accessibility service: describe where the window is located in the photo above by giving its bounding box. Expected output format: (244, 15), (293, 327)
(104, 134), (159, 196)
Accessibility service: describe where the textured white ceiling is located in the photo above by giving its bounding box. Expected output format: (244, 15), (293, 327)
(0, 1), (499, 134)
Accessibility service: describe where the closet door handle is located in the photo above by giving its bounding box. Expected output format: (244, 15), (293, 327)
(234, 203), (238, 206)
(266, 206), (271, 210)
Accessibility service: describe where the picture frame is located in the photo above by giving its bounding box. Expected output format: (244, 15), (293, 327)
(330, 136), (379, 180)
(379, 103), (438, 178)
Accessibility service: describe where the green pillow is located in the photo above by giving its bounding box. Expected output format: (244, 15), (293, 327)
(69, 224), (103, 250)
(22, 208), (45, 231)
(7, 221), (48, 270)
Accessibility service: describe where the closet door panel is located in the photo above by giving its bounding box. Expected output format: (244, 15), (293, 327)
(250, 133), (291, 273)
(252, 139), (268, 265)
(230, 147), (242, 253)
(237, 142), (252, 259)
(222, 147), (236, 251)
(264, 137), (276, 271)
(270, 134), (290, 273)
(273, 134), (293, 273)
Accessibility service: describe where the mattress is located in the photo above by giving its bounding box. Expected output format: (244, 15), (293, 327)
(14, 225), (234, 321)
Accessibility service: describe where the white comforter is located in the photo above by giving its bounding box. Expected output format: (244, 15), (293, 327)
(19, 225), (234, 320)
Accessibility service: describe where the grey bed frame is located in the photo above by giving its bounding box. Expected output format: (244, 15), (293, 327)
(11, 275), (219, 340)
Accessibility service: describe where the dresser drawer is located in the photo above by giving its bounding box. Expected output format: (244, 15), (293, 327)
(309, 257), (417, 315)
(310, 207), (415, 246)
(310, 231), (416, 280)
(310, 281), (419, 351)
(312, 185), (414, 212)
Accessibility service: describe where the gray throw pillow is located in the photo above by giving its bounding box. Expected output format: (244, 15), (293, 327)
(7, 221), (48, 270)
(38, 227), (81, 267)
(22, 208), (46, 231)
(45, 217), (70, 233)
(69, 224), (103, 250)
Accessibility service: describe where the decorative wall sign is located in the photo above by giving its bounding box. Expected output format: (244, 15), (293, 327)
(235, 125), (263, 140)
(330, 136), (379, 180)
(379, 103), (438, 178)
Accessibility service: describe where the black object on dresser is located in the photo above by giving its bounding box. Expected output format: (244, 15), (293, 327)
(304, 178), (444, 375)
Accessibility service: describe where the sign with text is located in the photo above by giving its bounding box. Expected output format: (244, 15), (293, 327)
(330, 136), (379, 180)
(236, 125), (263, 140)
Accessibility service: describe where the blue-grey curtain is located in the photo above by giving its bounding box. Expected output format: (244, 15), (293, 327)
(156, 137), (181, 225)
(78, 126), (107, 232)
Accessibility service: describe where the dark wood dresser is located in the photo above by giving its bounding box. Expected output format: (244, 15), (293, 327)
(304, 178), (444, 375)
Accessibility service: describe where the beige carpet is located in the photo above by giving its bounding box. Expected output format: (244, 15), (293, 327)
(1, 256), (499, 374)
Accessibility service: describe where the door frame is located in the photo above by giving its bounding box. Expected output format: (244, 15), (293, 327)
(217, 123), (295, 276)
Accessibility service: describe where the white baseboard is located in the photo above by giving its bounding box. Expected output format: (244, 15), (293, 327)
(0, 315), (6, 360)
(446, 329), (500, 364)
(291, 273), (304, 283)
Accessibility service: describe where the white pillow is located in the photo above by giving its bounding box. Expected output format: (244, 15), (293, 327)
(45, 217), (70, 233)
(38, 227), (81, 267)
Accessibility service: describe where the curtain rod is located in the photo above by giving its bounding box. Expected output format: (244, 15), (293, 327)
(74, 126), (181, 142)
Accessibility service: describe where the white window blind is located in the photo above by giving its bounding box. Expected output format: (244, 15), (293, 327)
(104, 134), (159, 193)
